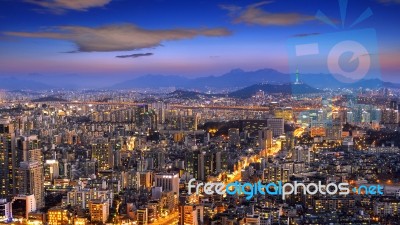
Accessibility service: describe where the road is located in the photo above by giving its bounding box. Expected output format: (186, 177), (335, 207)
(150, 211), (179, 225)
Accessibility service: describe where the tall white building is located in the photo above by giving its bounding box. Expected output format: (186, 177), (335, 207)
(154, 173), (179, 196)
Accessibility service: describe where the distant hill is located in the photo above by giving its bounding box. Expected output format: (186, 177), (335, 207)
(344, 79), (400, 89)
(112, 75), (190, 89)
(229, 83), (323, 98)
(164, 83), (323, 100)
(0, 77), (53, 90)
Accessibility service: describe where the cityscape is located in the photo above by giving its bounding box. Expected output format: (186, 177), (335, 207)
(1, 0), (400, 225)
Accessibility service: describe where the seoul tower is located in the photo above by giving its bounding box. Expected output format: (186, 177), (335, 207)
(295, 66), (300, 84)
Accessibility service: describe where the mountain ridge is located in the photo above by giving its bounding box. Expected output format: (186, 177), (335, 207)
(1, 68), (399, 90)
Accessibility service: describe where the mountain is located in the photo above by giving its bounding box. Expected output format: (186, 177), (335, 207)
(229, 83), (323, 98)
(3, 68), (399, 90)
(0, 77), (54, 90)
(344, 79), (400, 89)
(111, 68), (291, 90)
(112, 68), (394, 90)
(112, 75), (190, 89)
(191, 68), (290, 88)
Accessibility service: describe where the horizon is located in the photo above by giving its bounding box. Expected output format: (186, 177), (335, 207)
(0, 66), (396, 90)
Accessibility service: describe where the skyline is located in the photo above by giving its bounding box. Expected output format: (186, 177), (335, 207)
(2, 2), (400, 224)
(0, 0), (399, 84)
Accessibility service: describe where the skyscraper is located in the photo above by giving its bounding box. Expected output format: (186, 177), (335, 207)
(179, 204), (204, 225)
(267, 118), (284, 137)
(0, 118), (16, 201)
(228, 128), (240, 147)
(91, 138), (113, 171)
(15, 135), (44, 209)
(17, 161), (45, 208)
(259, 127), (273, 151)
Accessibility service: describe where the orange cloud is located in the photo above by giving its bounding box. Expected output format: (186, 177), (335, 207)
(221, 1), (315, 26)
(25, 0), (112, 14)
(4, 24), (232, 52)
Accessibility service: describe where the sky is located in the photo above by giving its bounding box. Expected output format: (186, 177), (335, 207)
(0, 0), (399, 84)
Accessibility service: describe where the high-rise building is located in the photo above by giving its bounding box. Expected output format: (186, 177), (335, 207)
(258, 127), (273, 151)
(0, 118), (16, 201)
(185, 150), (200, 180)
(382, 108), (399, 125)
(267, 118), (284, 137)
(89, 199), (109, 224)
(0, 90), (4, 103)
(47, 207), (72, 225)
(137, 208), (148, 225)
(390, 100), (397, 110)
(11, 194), (37, 219)
(179, 205), (203, 225)
(228, 128), (240, 147)
(154, 173), (179, 195)
(91, 138), (113, 171)
(138, 171), (153, 189)
(17, 161), (45, 209)
(135, 105), (148, 127)
(14, 135), (44, 209)
(16, 135), (42, 162)
(326, 120), (342, 140)
(44, 160), (59, 184)
(186, 150), (223, 181)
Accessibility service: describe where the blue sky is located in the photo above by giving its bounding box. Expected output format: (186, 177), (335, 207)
(0, 0), (399, 82)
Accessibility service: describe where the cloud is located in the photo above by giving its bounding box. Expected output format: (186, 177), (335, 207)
(25, 0), (112, 14)
(219, 4), (242, 16)
(4, 24), (232, 52)
(116, 53), (153, 58)
(221, 1), (315, 26)
(377, 0), (400, 4)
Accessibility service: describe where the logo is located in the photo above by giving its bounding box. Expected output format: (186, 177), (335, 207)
(188, 179), (383, 200)
(287, 0), (381, 86)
